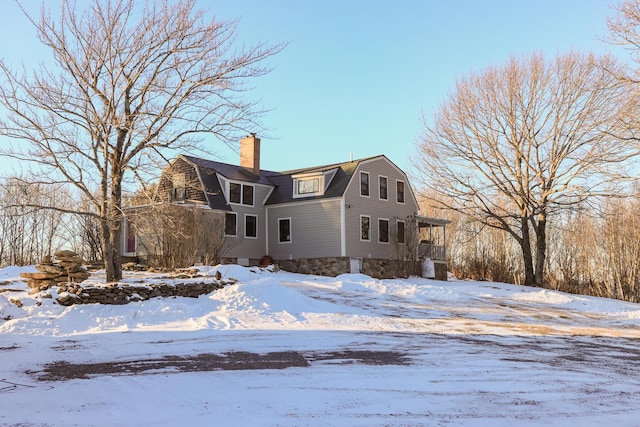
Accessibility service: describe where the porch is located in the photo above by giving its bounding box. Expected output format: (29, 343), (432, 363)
(416, 215), (450, 262)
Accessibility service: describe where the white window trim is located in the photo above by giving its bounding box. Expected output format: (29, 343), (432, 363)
(227, 181), (255, 207)
(224, 212), (237, 237)
(396, 179), (405, 204)
(244, 214), (258, 239)
(379, 175), (388, 201)
(378, 218), (390, 244)
(360, 171), (370, 198)
(293, 175), (324, 198)
(278, 217), (292, 244)
(360, 215), (371, 242)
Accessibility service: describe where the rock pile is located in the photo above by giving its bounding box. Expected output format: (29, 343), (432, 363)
(20, 250), (90, 292)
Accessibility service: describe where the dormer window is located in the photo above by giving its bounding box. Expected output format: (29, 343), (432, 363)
(228, 182), (254, 206)
(293, 173), (324, 198)
(297, 178), (320, 195)
(292, 168), (337, 198)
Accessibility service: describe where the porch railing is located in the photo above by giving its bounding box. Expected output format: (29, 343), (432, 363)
(418, 242), (446, 261)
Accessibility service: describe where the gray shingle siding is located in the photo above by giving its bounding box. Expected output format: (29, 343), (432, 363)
(266, 199), (343, 260)
(150, 153), (423, 264)
(344, 157), (419, 260)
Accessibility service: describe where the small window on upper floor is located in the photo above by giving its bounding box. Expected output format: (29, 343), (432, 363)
(294, 177), (322, 198)
(379, 176), (388, 200)
(229, 182), (254, 206)
(396, 180), (405, 204)
(172, 173), (186, 202)
(360, 172), (370, 197)
(242, 185), (254, 205)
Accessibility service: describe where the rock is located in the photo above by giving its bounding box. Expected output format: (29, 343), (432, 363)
(21, 272), (58, 280)
(27, 249), (91, 286)
(54, 249), (78, 259)
(69, 271), (90, 281)
(36, 264), (66, 275)
(122, 262), (137, 271)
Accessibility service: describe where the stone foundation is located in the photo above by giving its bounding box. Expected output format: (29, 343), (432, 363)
(361, 258), (421, 279)
(277, 257), (351, 277)
(275, 257), (442, 280)
(434, 262), (447, 281)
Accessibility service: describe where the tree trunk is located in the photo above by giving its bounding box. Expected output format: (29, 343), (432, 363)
(534, 212), (547, 288)
(105, 169), (124, 282)
(520, 215), (535, 287)
(100, 216), (118, 282)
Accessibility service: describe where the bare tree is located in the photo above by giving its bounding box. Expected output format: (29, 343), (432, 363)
(0, 0), (284, 281)
(415, 51), (637, 288)
(0, 178), (69, 266)
(130, 203), (234, 269)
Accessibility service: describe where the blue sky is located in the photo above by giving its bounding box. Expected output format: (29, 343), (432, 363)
(0, 0), (618, 176)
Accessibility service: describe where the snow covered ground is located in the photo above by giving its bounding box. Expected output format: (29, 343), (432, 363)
(2, 264), (640, 426)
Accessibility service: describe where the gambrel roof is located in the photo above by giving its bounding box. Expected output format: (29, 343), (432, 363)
(175, 154), (400, 208)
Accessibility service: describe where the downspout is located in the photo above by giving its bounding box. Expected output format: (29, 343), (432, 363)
(340, 195), (346, 256)
(265, 207), (270, 256)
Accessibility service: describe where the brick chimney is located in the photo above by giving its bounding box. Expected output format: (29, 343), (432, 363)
(240, 133), (261, 176)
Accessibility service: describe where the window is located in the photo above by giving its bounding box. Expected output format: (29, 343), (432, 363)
(379, 176), (388, 200)
(361, 215), (371, 241)
(172, 173), (186, 202)
(397, 220), (405, 244)
(245, 215), (257, 238)
(292, 171), (330, 198)
(279, 218), (291, 243)
(297, 178), (320, 195)
(229, 182), (254, 205)
(396, 180), (405, 204)
(173, 187), (185, 202)
(224, 213), (237, 236)
(229, 183), (241, 204)
(360, 172), (369, 197)
(242, 185), (254, 205)
(379, 219), (389, 243)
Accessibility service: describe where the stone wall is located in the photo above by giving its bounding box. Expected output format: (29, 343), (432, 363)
(55, 280), (233, 306)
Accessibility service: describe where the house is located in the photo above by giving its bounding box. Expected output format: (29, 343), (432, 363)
(123, 134), (449, 280)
